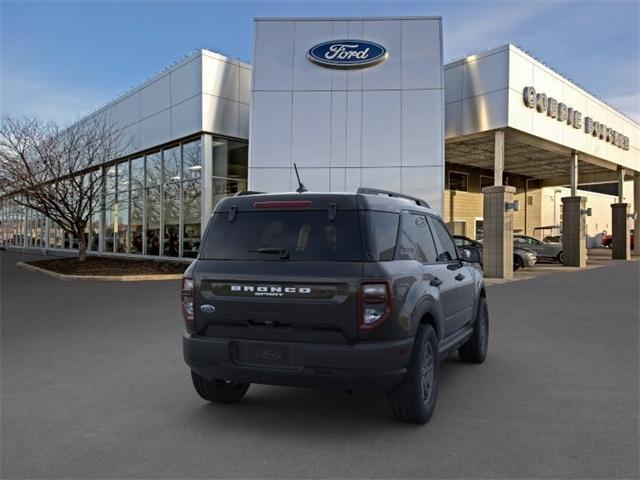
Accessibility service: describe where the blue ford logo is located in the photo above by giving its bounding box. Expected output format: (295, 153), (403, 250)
(200, 304), (216, 314)
(307, 40), (388, 69)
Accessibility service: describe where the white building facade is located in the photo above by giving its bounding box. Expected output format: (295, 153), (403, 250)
(2, 19), (639, 264)
(1, 49), (251, 260)
(248, 17), (446, 213)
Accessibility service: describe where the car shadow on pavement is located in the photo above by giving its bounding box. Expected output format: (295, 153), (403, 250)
(180, 354), (470, 434)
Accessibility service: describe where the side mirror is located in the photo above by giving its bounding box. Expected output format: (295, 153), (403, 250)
(461, 246), (481, 264)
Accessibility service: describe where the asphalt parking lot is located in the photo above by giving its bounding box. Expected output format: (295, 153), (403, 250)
(1, 251), (638, 479)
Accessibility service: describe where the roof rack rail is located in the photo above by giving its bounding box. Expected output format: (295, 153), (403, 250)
(357, 187), (430, 208)
(234, 190), (265, 196)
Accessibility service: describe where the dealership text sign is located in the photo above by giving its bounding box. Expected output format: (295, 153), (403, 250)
(307, 40), (388, 69)
(523, 86), (629, 150)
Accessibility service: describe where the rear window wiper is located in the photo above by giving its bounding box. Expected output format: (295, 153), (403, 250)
(249, 247), (290, 259)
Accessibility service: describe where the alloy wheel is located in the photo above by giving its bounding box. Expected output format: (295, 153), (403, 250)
(421, 342), (435, 403)
(479, 308), (488, 355)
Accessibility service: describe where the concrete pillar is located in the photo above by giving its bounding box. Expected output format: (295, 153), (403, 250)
(201, 133), (214, 237)
(611, 203), (630, 260)
(634, 172), (640, 257)
(570, 151), (578, 197)
(494, 130), (505, 186)
(561, 196), (587, 267)
(617, 167), (625, 203)
(482, 185), (515, 279)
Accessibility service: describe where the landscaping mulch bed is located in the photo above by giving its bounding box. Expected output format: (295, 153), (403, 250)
(28, 256), (189, 276)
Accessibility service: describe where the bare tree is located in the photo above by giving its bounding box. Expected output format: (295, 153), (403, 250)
(0, 114), (130, 261)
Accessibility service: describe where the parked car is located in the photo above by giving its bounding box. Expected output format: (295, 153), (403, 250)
(543, 235), (562, 243)
(182, 188), (488, 424)
(453, 235), (537, 271)
(514, 234), (564, 263)
(601, 231), (634, 250)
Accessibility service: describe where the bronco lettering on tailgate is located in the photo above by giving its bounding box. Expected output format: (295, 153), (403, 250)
(230, 285), (311, 297)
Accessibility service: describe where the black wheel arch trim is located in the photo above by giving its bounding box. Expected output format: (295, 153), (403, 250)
(411, 298), (445, 341)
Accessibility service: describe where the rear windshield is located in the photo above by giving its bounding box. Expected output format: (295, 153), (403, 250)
(201, 211), (363, 261)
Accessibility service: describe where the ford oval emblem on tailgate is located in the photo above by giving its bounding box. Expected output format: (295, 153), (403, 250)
(200, 304), (216, 314)
(255, 348), (283, 361)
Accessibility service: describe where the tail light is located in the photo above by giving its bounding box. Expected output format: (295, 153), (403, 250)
(358, 282), (392, 330)
(181, 276), (195, 330)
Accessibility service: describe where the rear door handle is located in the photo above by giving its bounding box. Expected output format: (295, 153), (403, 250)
(429, 277), (443, 287)
(455, 273), (465, 281)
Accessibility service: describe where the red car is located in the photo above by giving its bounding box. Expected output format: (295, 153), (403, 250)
(602, 231), (634, 250)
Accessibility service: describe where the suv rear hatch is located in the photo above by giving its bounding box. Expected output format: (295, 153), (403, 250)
(193, 195), (364, 344)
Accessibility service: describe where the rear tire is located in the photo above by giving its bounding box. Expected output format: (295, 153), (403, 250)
(387, 324), (439, 424)
(459, 297), (489, 364)
(191, 371), (250, 403)
(513, 255), (523, 271)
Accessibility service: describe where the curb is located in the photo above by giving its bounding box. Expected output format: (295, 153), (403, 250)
(16, 262), (183, 282)
(484, 257), (639, 286)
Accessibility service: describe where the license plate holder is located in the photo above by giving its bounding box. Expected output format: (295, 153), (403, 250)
(238, 342), (292, 367)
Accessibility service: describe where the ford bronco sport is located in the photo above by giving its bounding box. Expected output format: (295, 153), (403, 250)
(182, 188), (488, 423)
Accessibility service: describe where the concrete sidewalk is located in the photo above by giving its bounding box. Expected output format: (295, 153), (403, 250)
(486, 247), (639, 285)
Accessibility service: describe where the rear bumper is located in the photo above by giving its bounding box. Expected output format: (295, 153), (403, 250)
(183, 333), (414, 392)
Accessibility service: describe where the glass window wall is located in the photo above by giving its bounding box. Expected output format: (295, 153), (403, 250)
(182, 180), (201, 258)
(163, 146), (181, 257)
(212, 139), (248, 209)
(146, 151), (161, 187)
(130, 189), (144, 254)
(182, 139), (202, 258)
(115, 160), (130, 254)
(115, 195), (129, 253)
(163, 182), (180, 257)
(89, 200), (100, 252)
(146, 186), (161, 255)
(163, 146), (181, 183)
(183, 140), (202, 181)
(104, 193), (115, 252)
(105, 165), (117, 194)
(130, 157), (145, 190)
(0, 135), (247, 259)
(117, 160), (129, 192)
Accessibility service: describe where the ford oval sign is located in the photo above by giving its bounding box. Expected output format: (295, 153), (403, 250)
(307, 40), (388, 69)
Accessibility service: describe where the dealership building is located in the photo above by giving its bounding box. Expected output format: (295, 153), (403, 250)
(2, 16), (639, 277)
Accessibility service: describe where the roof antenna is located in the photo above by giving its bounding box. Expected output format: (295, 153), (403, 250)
(293, 163), (308, 193)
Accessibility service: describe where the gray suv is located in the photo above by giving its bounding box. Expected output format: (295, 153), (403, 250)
(182, 188), (488, 423)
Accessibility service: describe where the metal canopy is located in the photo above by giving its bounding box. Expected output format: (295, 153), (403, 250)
(445, 129), (626, 184)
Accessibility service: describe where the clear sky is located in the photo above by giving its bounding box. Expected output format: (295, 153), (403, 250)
(1, 0), (638, 124)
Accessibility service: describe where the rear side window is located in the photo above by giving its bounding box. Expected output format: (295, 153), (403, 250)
(201, 211), (363, 261)
(398, 213), (438, 263)
(428, 217), (458, 262)
(363, 211), (400, 261)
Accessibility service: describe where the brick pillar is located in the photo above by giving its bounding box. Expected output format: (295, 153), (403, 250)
(561, 196), (587, 267)
(482, 185), (515, 279)
(611, 203), (630, 260)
